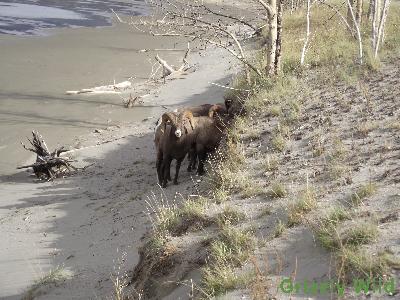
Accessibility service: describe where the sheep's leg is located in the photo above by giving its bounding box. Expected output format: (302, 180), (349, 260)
(196, 149), (207, 176)
(174, 157), (184, 185)
(187, 148), (197, 172)
(156, 150), (163, 184)
(162, 157), (172, 188)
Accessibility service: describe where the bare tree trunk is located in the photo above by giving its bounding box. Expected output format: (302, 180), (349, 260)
(300, 0), (311, 65)
(356, 0), (363, 26)
(367, 0), (374, 20)
(347, 0), (355, 26)
(374, 0), (391, 57)
(275, 0), (283, 73)
(347, 0), (364, 63)
(266, 0), (278, 75)
(372, 0), (379, 50)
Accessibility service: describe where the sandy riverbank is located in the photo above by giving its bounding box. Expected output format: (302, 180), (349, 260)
(0, 19), (239, 300)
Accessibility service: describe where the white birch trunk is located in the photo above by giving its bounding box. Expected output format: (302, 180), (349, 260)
(300, 0), (311, 65)
(374, 0), (391, 57)
(346, 0), (363, 63)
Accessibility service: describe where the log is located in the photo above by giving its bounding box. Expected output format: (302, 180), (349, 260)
(18, 131), (78, 180)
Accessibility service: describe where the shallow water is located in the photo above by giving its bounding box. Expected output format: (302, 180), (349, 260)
(0, 6), (184, 175)
(0, 0), (147, 35)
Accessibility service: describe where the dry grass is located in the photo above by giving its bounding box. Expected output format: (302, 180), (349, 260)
(356, 121), (378, 138)
(202, 226), (255, 297)
(216, 206), (246, 227)
(337, 247), (389, 283)
(202, 262), (253, 297)
(350, 182), (377, 206)
(271, 134), (286, 152)
(262, 154), (279, 173)
(268, 182), (288, 198)
(273, 219), (286, 238)
(287, 187), (317, 227)
(22, 267), (72, 300)
(341, 221), (378, 247)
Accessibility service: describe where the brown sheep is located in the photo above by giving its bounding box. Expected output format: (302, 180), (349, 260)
(154, 102), (230, 187)
(156, 110), (196, 187)
(190, 105), (230, 175)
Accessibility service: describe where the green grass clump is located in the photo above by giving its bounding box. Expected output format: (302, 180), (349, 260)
(217, 206), (246, 227)
(274, 219), (286, 238)
(267, 104), (282, 117)
(338, 247), (389, 282)
(212, 226), (255, 265)
(240, 180), (266, 199)
(287, 188), (317, 227)
(156, 198), (210, 236)
(213, 188), (231, 204)
(342, 222), (378, 247)
(323, 206), (351, 227)
(269, 182), (288, 198)
(263, 154), (279, 172)
(312, 206), (349, 250)
(202, 262), (252, 297)
(271, 134), (286, 152)
(350, 182), (377, 206)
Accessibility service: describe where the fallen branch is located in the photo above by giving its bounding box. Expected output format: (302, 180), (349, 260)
(155, 43), (193, 79)
(18, 131), (78, 180)
(123, 93), (144, 108)
(66, 81), (132, 95)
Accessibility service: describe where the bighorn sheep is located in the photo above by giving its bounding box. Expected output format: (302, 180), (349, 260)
(190, 104), (230, 175)
(155, 110), (196, 187)
(154, 101), (231, 187)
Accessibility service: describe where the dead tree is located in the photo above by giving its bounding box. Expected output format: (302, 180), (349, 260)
(347, 0), (364, 63)
(368, 0), (375, 20)
(373, 0), (391, 57)
(275, 0), (284, 73)
(130, 0), (264, 83)
(300, 0), (312, 65)
(355, 0), (363, 26)
(255, 0), (284, 75)
(18, 131), (77, 180)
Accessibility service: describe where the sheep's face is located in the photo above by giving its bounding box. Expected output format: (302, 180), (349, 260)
(175, 128), (182, 138)
(163, 111), (193, 139)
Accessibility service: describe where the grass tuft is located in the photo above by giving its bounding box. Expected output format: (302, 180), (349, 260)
(216, 206), (246, 227)
(202, 262), (253, 297)
(350, 182), (377, 206)
(268, 182), (288, 198)
(287, 187), (317, 227)
(274, 219), (286, 238)
(23, 267), (72, 300)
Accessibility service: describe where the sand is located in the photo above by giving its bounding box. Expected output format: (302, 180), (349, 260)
(0, 21), (238, 299)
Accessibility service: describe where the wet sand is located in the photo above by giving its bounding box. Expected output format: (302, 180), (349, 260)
(0, 20), (185, 175)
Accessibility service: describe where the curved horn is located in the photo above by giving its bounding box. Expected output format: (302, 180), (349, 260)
(161, 112), (175, 123)
(161, 112), (176, 132)
(208, 105), (220, 118)
(183, 110), (195, 130)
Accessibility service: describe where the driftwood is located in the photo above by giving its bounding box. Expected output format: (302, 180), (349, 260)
(18, 131), (77, 180)
(123, 93), (144, 108)
(65, 81), (132, 95)
(155, 43), (193, 79)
